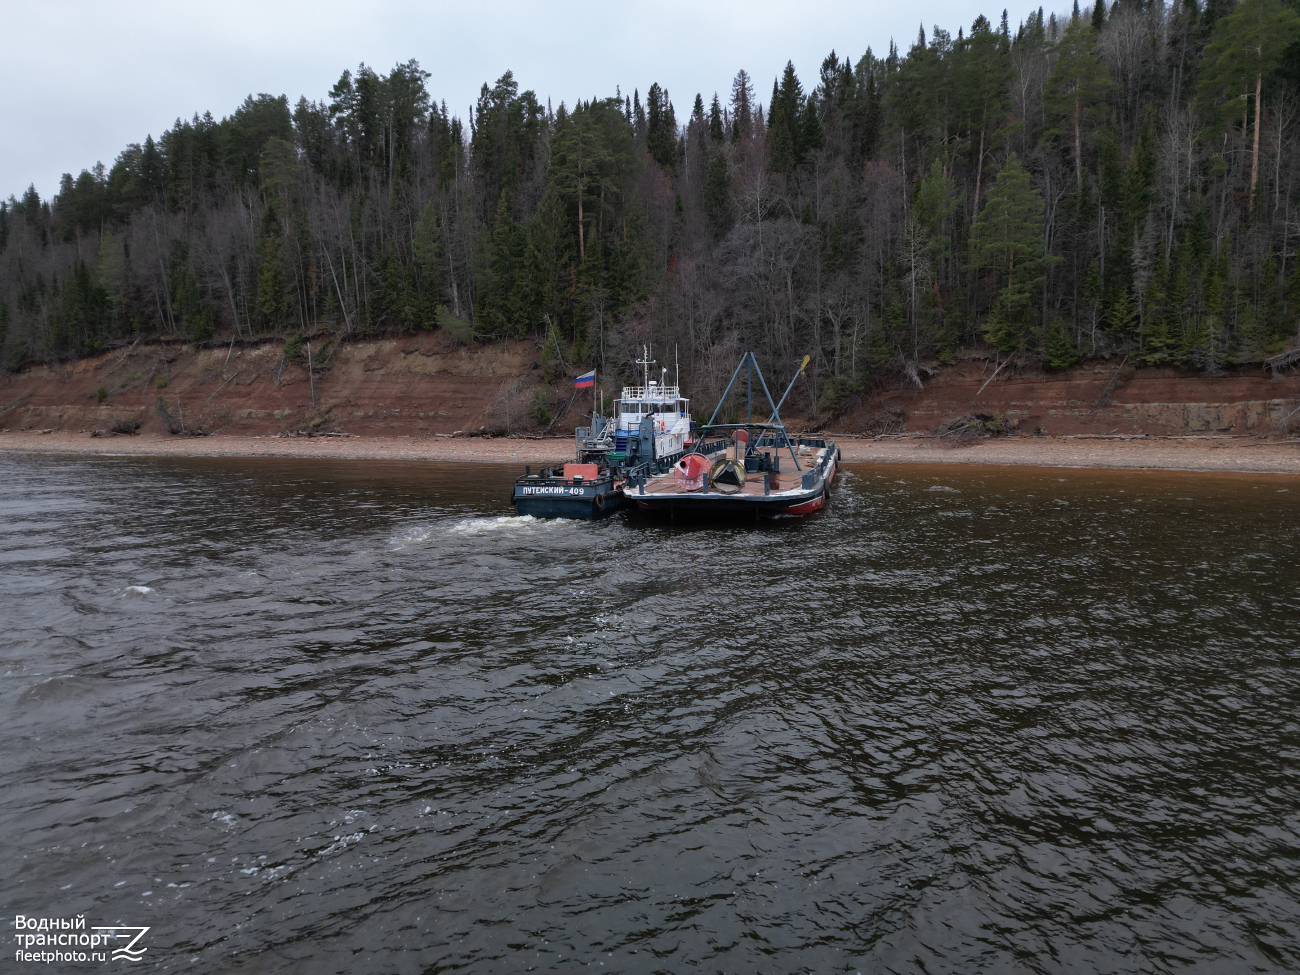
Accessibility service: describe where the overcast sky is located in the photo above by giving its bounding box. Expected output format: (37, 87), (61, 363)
(2, 0), (1044, 202)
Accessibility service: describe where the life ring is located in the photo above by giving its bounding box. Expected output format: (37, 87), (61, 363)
(594, 493), (605, 510)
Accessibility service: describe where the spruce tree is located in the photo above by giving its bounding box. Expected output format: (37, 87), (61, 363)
(708, 94), (725, 141)
(801, 98), (824, 156)
(646, 83), (677, 169)
(767, 62), (807, 173)
(704, 152), (732, 237)
(730, 70), (754, 141)
(413, 201), (445, 312)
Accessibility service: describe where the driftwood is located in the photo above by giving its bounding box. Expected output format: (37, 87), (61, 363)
(976, 356), (1013, 396)
(936, 413), (1011, 440)
(903, 360), (924, 390)
(206, 374), (236, 403)
(862, 407), (907, 436)
(543, 387), (581, 435)
(276, 429), (356, 439)
(0, 392), (33, 414)
(97, 339), (143, 382)
(1091, 355), (1129, 410)
(1265, 347), (1300, 376)
(154, 398), (183, 435)
(1065, 433), (1149, 439)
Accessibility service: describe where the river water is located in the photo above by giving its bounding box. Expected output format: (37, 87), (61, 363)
(1, 453), (1298, 973)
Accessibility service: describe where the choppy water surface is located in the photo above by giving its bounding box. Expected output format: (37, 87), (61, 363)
(2, 454), (1299, 973)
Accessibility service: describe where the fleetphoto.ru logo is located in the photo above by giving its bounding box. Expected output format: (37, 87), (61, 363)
(13, 915), (150, 964)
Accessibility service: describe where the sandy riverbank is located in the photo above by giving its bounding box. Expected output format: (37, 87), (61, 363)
(836, 435), (1300, 474)
(0, 431), (574, 464)
(2, 429), (1299, 475)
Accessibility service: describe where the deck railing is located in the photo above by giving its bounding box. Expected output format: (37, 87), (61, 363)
(618, 386), (684, 401)
(515, 469), (612, 488)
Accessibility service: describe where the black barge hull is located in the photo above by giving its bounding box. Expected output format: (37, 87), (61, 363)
(631, 486), (827, 519)
(628, 444), (838, 520)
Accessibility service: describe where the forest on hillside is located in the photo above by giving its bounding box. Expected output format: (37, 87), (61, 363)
(4, 0), (1300, 415)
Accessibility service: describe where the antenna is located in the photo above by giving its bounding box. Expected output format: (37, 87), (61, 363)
(636, 344), (655, 389)
(675, 345), (680, 390)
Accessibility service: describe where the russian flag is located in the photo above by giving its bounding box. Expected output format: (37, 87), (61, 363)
(573, 369), (596, 388)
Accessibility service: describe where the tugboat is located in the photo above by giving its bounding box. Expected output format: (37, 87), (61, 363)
(509, 455), (627, 520)
(509, 348), (694, 519)
(623, 352), (839, 520)
(605, 346), (693, 465)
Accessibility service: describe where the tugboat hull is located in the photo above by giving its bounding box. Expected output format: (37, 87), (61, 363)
(510, 474), (628, 520)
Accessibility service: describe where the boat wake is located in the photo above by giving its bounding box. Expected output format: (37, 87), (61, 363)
(389, 516), (568, 549)
(448, 515), (567, 535)
(388, 525), (437, 550)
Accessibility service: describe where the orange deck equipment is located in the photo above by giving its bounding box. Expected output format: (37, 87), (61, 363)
(562, 463), (600, 481)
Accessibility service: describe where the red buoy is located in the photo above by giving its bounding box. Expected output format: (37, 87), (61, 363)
(674, 453), (709, 489)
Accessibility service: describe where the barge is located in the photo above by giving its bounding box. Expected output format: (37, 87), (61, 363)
(623, 353), (839, 520)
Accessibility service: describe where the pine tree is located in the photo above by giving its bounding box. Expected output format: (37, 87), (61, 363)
(1198, 0), (1300, 205)
(970, 153), (1046, 349)
(1121, 121), (1157, 240)
(253, 201), (292, 332)
(915, 160), (958, 305)
(1045, 18), (1112, 190)
(962, 17), (1012, 217)
(704, 152), (732, 237)
(479, 190), (519, 336)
